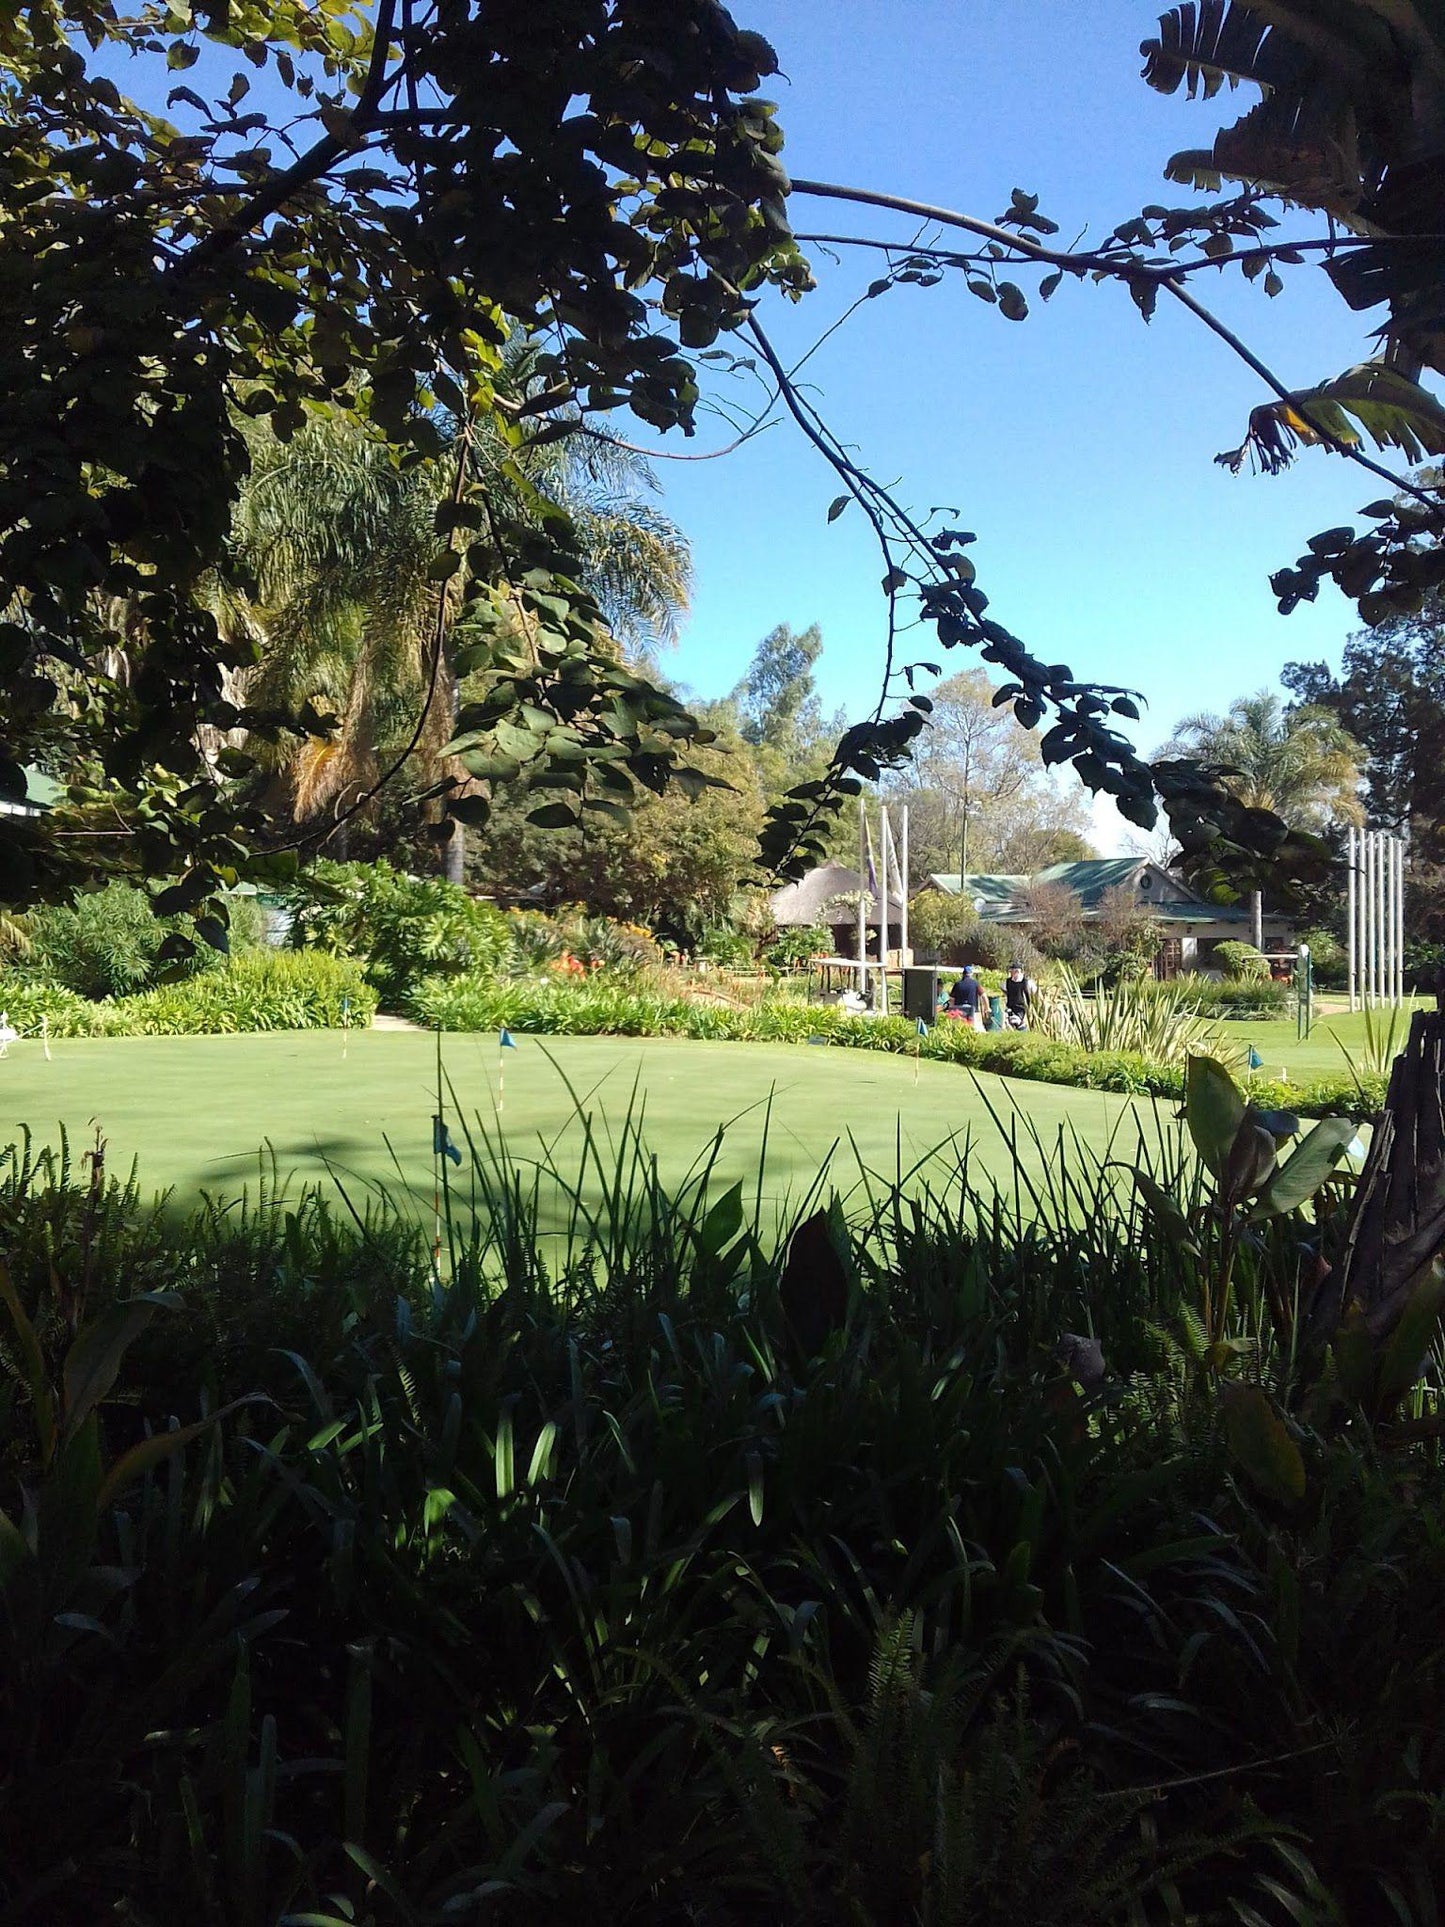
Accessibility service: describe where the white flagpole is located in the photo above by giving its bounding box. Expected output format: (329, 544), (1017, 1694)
(900, 803), (910, 965)
(1347, 827), (1358, 1012)
(877, 804), (890, 1016)
(1371, 828), (1379, 1009)
(856, 794), (868, 1000)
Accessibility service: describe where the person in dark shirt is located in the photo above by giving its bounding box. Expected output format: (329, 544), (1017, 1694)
(947, 965), (982, 1025)
(1004, 963), (1031, 1029)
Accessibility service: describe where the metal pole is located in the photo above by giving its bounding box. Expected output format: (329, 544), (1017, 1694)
(1386, 834), (1396, 1004)
(856, 795), (867, 1001)
(1371, 828), (1379, 1009)
(900, 803), (910, 966)
(1396, 834), (1406, 1004)
(1347, 826), (1358, 1012)
(877, 804), (889, 1016)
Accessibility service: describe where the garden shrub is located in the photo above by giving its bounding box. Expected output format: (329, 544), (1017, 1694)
(1300, 927), (1345, 989)
(1213, 940), (1270, 981)
(286, 858), (508, 1003)
(697, 923), (753, 966)
(0, 1117), (1435, 1920)
(20, 880), (261, 1000)
(0, 950), (375, 1037)
(1158, 974), (1290, 1018)
(763, 924), (831, 969)
(405, 974), (1380, 1118)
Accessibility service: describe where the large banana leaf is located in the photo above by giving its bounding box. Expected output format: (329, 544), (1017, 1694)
(1285, 363), (1445, 458)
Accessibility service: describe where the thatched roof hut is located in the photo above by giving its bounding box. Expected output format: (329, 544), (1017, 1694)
(769, 862), (905, 943)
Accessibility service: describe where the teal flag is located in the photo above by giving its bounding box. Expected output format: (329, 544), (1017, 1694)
(432, 1115), (463, 1166)
(499, 1029), (517, 1050)
(1247, 1046), (1263, 1070)
(916, 1018), (928, 1037)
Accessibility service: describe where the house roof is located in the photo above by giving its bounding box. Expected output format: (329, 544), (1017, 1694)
(927, 873), (1025, 907)
(770, 861), (906, 927)
(928, 858), (1258, 928)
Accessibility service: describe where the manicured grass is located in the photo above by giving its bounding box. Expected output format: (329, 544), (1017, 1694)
(0, 1029), (1147, 1217)
(1230, 997), (1427, 1081)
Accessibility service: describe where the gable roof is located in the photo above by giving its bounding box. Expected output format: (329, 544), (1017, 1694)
(927, 859), (1258, 926)
(927, 873), (1025, 907)
(1033, 858), (1146, 908)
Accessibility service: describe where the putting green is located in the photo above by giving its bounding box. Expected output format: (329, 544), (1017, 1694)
(0, 1029), (1147, 1218)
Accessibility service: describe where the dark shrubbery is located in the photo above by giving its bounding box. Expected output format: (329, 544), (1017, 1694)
(0, 1101), (1438, 1922)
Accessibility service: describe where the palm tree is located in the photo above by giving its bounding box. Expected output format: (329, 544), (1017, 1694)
(230, 367), (691, 875)
(1166, 691), (1364, 947)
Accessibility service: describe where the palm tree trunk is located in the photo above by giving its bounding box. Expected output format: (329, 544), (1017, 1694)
(442, 819), (465, 885)
(1251, 889), (1264, 951)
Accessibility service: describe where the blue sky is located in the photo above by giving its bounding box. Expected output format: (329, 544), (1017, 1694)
(650, 1), (1387, 844)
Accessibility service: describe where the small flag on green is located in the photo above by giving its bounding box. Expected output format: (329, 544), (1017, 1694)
(499, 1029), (517, 1050)
(432, 1115), (462, 1166)
(1247, 1046), (1263, 1070)
(916, 1017), (928, 1037)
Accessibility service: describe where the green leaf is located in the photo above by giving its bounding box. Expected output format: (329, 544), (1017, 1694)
(0, 1260), (55, 1465)
(696, 1181), (745, 1262)
(1117, 1165), (1202, 1257)
(1222, 1383), (1305, 1507)
(1253, 1117), (1358, 1218)
(997, 282), (1029, 321)
(826, 495), (850, 522)
(526, 802), (578, 830)
(1185, 1055), (1246, 1177)
(62, 1297), (173, 1441)
(1378, 1259), (1445, 1404)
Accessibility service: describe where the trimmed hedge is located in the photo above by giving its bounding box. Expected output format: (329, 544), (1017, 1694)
(0, 951), (376, 1037)
(408, 974), (1384, 1119)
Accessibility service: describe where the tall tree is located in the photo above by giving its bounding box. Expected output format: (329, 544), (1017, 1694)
(730, 623), (827, 754)
(231, 398), (691, 876)
(885, 671), (1093, 880)
(1164, 692), (1364, 945)
(1284, 598), (1445, 852)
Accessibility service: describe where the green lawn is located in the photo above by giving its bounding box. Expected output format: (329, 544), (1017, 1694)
(0, 1029), (1149, 1220)
(1229, 998), (1426, 1082)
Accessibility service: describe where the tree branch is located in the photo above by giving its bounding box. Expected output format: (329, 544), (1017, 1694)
(176, 0), (403, 274)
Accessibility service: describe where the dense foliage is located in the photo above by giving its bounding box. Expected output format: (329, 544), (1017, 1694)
(0, 949), (374, 1037)
(0, 1057), (1439, 1921)
(404, 972), (1379, 1119)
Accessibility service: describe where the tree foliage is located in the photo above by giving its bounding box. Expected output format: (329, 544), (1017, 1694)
(5, 0), (1443, 925)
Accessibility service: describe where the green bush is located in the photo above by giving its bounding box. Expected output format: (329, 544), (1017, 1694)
(764, 924), (831, 969)
(286, 858), (508, 1003)
(0, 1106), (1433, 1920)
(1300, 927), (1346, 989)
(0, 950), (375, 1037)
(697, 923), (753, 966)
(1162, 973), (1290, 1018)
(405, 974), (1381, 1118)
(1213, 940), (1270, 981)
(20, 880), (261, 1000)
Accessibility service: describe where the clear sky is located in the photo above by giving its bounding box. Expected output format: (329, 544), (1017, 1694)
(650, 1), (1387, 848)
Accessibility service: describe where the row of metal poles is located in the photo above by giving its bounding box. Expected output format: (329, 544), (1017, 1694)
(1346, 825), (1405, 1010)
(857, 799), (909, 1013)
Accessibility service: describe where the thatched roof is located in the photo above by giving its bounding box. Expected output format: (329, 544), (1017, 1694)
(769, 861), (905, 928)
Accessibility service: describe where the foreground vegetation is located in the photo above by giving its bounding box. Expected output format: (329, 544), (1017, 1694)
(0, 1057), (1440, 1923)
